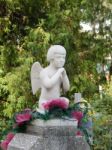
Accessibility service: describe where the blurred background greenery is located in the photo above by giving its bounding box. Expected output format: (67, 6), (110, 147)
(0, 0), (112, 149)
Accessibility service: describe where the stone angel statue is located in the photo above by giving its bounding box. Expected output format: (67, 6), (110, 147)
(31, 45), (70, 113)
(31, 62), (43, 95)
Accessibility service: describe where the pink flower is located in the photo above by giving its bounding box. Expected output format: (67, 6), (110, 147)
(71, 111), (83, 123)
(6, 133), (15, 142)
(0, 140), (9, 150)
(42, 98), (69, 110)
(76, 131), (82, 137)
(0, 133), (15, 150)
(15, 113), (31, 126)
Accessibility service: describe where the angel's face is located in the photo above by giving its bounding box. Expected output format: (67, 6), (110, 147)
(53, 53), (66, 68)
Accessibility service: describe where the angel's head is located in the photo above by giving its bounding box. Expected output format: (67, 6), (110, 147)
(47, 45), (66, 68)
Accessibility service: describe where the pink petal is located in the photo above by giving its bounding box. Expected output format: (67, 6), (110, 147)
(6, 133), (15, 142)
(72, 111), (83, 122)
(16, 113), (31, 124)
(42, 103), (49, 110)
(76, 131), (82, 136)
(43, 98), (69, 110)
(0, 140), (9, 150)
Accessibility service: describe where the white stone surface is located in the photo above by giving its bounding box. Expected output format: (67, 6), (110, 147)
(31, 119), (78, 127)
(8, 133), (38, 150)
(31, 45), (70, 112)
(8, 119), (90, 150)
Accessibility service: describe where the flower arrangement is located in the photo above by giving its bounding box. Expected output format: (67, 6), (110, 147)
(0, 99), (93, 150)
(42, 98), (69, 110)
(14, 108), (32, 126)
(0, 133), (15, 150)
(71, 111), (83, 125)
(0, 109), (32, 150)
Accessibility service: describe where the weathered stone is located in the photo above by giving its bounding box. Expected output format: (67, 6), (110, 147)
(27, 119), (78, 136)
(8, 133), (39, 150)
(8, 119), (90, 150)
(31, 118), (78, 127)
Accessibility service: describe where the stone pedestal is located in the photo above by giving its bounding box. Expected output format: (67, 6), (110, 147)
(8, 133), (39, 150)
(8, 119), (90, 150)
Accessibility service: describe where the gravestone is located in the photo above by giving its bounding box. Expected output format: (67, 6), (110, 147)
(8, 46), (91, 150)
(8, 119), (90, 150)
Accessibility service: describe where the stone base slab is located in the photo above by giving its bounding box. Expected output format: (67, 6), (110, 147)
(8, 119), (90, 150)
(8, 133), (39, 150)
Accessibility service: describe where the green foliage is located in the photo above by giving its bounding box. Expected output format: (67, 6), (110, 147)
(2, 57), (36, 118)
(92, 94), (112, 114)
(0, 77), (9, 100)
(24, 27), (50, 65)
(0, 0), (111, 148)
(0, 44), (19, 71)
(91, 94), (112, 149)
(69, 60), (98, 99)
(93, 114), (111, 150)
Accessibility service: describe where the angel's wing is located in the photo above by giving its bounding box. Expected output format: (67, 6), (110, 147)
(31, 62), (43, 95)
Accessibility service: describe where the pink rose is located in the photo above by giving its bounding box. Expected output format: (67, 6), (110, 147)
(42, 98), (69, 110)
(0, 140), (9, 150)
(76, 131), (82, 137)
(71, 111), (83, 123)
(6, 133), (15, 142)
(15, 113), (31, 125)
(0, 132), (15, 150)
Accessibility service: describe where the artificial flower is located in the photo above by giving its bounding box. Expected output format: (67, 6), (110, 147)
(0, 140), (9, 150)
(0, 132), (15, 150)
(6, 133), (15, 142)
(42, 98), (69, 110)
(71, 111), (83, 123)
(15, 112), (31, 126)
(76, 130), (82, 137)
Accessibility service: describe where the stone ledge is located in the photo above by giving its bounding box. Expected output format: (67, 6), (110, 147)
(8, 133), (40, 150)
(27, 119), (78, 136)
(31, 118), (78, 127)
(8, 119), (90, 150)
(8, 133), (90, 150)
